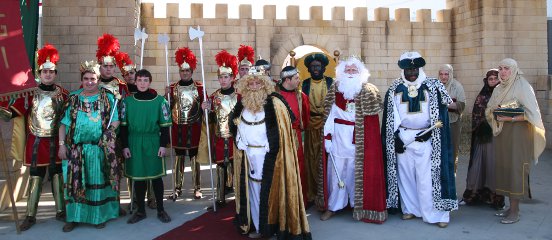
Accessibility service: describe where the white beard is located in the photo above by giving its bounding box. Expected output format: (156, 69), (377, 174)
(337, 73), (366, 100)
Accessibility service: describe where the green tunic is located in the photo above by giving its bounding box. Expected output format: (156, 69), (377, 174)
(61, 89), (119, 225)
(121, 95), (172, 180)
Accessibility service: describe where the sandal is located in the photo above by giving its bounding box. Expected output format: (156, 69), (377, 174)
(127, 212), (147, 224)
(62, 222), (77, 232)
(157, 210), (171, 223)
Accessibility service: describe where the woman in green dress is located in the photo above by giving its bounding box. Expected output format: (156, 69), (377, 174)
(58, 61), (121, 232)
(121, 69), (172, 223)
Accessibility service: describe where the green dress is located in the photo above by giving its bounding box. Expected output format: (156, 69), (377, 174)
(61, 89), (119, 225)
(122, 95), (172, 180)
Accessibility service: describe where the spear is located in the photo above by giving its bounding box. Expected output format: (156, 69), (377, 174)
(189, 26), (217, 212)
(157, 33), (178, 200)
(134, 28), (148, 70)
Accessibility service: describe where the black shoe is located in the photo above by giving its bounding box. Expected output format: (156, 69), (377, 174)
(157, 211), (171, 223)
(127, 212), (147, 224)
(207, 201), (227, 211)
(95, 222), (106, 229)
(19, 216), (36, 231)
(62, 222), (77, 232)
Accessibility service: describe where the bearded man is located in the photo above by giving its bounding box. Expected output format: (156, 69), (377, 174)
(230, 74), (311, 239)
(382, 52), (457, 228)
(317, 57), (387, 223)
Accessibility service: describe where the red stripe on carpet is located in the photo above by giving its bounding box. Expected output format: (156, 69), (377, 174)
(155, 201), (249, 240)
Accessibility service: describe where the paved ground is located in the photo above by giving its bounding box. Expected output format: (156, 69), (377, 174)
(1, 151), (552, 240)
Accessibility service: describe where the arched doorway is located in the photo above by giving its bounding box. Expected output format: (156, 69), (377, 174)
(281, 45), (337, 81)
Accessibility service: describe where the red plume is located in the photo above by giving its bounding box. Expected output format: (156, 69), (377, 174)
(237, 45), (254, 65)
(216, 50), (238, 77)
(174, 47), (197, 71)
(96, 33), (120, 61)
(115, 52), (133, 69)
(37, 44), (59, 66)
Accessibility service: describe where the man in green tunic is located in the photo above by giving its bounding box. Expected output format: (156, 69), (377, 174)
(58, 61), (120, 232)
(121, 69), (172, 223)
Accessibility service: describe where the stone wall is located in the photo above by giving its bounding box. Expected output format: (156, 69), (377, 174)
(1, 0), (549, 209)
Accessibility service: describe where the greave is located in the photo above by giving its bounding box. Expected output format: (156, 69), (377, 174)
(174, 156), (184, 191)
(146, 180), (155, 201)
(216, 165), (227, 201)
(226, 162), (233, 188)
(25, 176), (43, 217)
(51, 174), (65, 214)
(191, 156), (201, 190)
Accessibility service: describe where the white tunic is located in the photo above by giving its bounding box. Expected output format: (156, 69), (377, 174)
(236, 108), (269, 233)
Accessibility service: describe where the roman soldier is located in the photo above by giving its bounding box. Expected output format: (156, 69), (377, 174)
(167, 47), (204, 200)
(202, 50), (239, 209)
(302, 53), (334, 203)
(237, 45), (254, 79)
(278, 66), (310, 205)
(115, 51), (137, 94)
(96, 33), (129, 99)
(0, 44), (69, 231)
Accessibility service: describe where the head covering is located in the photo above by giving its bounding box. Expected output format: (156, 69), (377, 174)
(280, 66), (298, 81)
(96, 34), (120, 65)
(471, 69), (498, 142)
(304, 53), (329, 67)
(238, 45), (254, 67)
(438, 64), (454, 87)
(486, 58), (545, 163)
(175, 47), (197, 71)
(80, 60), (100, 76)
(37, 44), (59, 71)
(398, 51), (426, 69)
(215, 50), (238, 77)
(115, 52), (135, 75)
(255, 59), (271, 71)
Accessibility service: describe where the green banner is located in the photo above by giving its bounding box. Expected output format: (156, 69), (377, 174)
(20, 0), (40, 74)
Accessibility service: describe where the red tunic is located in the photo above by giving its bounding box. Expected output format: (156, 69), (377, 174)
(1, 85), (69, 167)
(169, 81), (204, 150)
(279, 89), (310, 202)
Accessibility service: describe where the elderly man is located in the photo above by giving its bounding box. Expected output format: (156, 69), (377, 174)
(438, 64), (466, 173)
(318, 57), (386, 223)
(230, 73), (311, 239)
(382, 52), (457, 228)
(302, 53), (334, 203)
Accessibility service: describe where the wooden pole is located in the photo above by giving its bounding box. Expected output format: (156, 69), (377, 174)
(0, 128), (21, 234)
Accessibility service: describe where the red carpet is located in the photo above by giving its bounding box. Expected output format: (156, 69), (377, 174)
(155, 201), (248, 240)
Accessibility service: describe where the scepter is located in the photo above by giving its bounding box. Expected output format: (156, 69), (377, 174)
(189, 26), (217, 212)
(157, 33), (177, 200)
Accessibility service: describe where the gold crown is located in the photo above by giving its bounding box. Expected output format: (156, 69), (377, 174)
(80, 60), (100, 75)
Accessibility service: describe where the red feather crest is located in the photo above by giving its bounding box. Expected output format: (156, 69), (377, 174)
(174, 47), (197, 71)
(216, 50), (238, 77)
(237, 45), (254, 66)
(115, 52), (133, 69)
(96, 33), (120, 61)
(37, 44), (59, 66)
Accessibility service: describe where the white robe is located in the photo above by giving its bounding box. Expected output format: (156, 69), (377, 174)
(236, 109), (269, 233)
(393, 86), (450, 224)
(323, 103), (356, 211)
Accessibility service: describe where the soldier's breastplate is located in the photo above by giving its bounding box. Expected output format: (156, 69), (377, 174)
(28, 91), (62, 137)
(173, 85), (201, 124)
(213, 93), (237, 138)
(100, 80), (120, 96)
